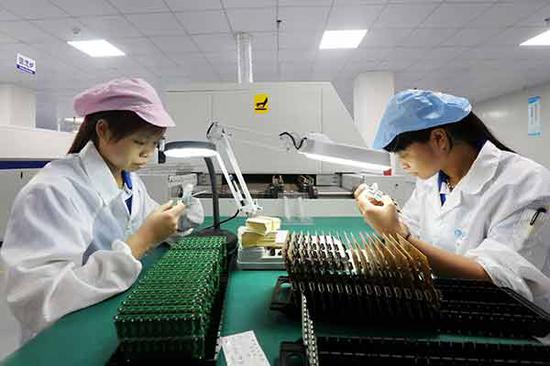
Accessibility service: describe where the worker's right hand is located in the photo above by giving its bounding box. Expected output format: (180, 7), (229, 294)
(140, 201), (187, 245)
(354, 183), (383, 205)
(128, 201), (186, 258)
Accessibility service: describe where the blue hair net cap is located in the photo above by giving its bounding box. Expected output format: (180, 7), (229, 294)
(372, 89), (472, 150)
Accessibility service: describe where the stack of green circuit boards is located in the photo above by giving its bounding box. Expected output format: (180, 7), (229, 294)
(114, 236), (227, 361)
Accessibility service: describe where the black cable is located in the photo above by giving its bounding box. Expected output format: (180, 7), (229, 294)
(279, 132), (307, 150)
(198, 209), (240, 232)
(206, 122), (215, 138)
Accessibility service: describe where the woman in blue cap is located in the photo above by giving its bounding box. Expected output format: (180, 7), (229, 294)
(355, 89), (550, 312)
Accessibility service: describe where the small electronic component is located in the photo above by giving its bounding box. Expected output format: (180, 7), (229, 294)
(360, 182), (402, 212)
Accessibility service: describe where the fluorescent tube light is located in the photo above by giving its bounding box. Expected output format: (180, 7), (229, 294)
(520, 29), (550, 46)
(67, 40), (125, 57)
(319, 29), (367, 49)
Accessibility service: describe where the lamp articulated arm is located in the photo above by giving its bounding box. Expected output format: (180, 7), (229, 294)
(207, 122), (262, 217)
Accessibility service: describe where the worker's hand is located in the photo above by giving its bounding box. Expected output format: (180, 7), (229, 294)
(354, 186), (407, 237)
(128, 201), (186, 258)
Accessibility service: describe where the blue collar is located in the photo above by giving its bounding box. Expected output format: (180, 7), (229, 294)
(438, 171), (449, 205)
(121, 170), (133, 190)
(121, 171), (133, 214)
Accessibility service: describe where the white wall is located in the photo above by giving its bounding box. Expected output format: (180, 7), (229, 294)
(475, 82), (550, 168)
(0, 85), (35, 128)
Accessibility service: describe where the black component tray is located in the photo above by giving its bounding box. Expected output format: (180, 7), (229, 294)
(271, 275), (550, 338)
(279, 336), (550, 366)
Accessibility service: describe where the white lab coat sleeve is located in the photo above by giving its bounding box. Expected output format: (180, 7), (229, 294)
(400, 185), (422, 238)
(464, 205), (550, 304)
(0, 184), (142, 335)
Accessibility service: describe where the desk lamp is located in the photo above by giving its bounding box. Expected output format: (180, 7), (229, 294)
(161, 140), (239, 253)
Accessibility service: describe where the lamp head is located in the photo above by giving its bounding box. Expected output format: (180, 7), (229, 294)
(163, 141), (218, 159)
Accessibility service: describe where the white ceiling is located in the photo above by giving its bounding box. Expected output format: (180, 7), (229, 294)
(1, 0), (550, 129)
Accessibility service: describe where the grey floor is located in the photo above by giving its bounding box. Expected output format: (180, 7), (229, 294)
(0, 263), (21, 361)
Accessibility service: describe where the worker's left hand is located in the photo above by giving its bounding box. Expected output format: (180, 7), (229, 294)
(354, 184), (407, 236)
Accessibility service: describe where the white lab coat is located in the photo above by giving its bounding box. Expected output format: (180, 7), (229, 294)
(402, 141), (550, 312)
(0, 141), (204, 340)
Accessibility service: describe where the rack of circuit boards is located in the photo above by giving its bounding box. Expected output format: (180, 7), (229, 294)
(108, 236), (228, 365)
(272, 231), (550, 365)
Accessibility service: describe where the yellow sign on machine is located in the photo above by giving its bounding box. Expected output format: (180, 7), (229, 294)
(254, 93), (269, 114)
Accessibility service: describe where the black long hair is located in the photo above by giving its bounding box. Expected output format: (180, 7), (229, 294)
(383, 112), (514, 153)
(68, 110), (165, 154)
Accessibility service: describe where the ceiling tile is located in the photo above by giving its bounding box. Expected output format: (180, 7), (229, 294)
(468, 1), (549, 28)
(277, 48), (317, 62)
(279, 0), (332, 6)
(175, 10), (230, 34)
(170, 52), (209, 65)
(374, 3), (439, 28)
(203, 51), (236, 64)
(421, 3), (492, 28)
(334, 0), (387, 4)
(49, 0), (118, 16)
(0, 0), (67, 19)
(253, 50), (277, 64)
(464, 46), (526, 61)
(222, 0), (275, 8)
(410, 46), (469, 71)
(226, 8), (277, 32)
(134, 53), (178, 69)
(109, 0), (170, 14)
(185, 67), (220, 82)
(385, 47), (426, 61)
(161, 76), (193, 90)
(248, 32), (277, 51)
(347, 47), (389, 62)
(111, 37), (161, 56)
(279, 61), (312, 80)
(0, 8), (19, 20)
(398, 27), (458, 48)
(192, 33), (237, 53)
(279, 6), (331, 32)
(423, 46), (469, 63)
(279, 31), (322, 50)
(0, 32), (17, 43)
(326, 5), (384, 29)
(313, 52), (352, 79)
(31, 18), (96, 41)
(377, 58), (416, 72)
(489, 26), (548, 47)
(340, 59), (381, 77)
(81, 16), (142, 38)
(360, 27), (413, 47)
(165, 0), (222, 11)
(0, 21), (59, 43)
(517, 4), (550, 27)
(517, 48), (550, 64)
(126, 13), (186, 36)
(441, 27), (504, 47)
(150, 35), (198, 54)
(157, 64), (190, 77)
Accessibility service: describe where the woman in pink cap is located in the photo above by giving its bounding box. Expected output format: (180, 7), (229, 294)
(0, 78), (203, 341)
